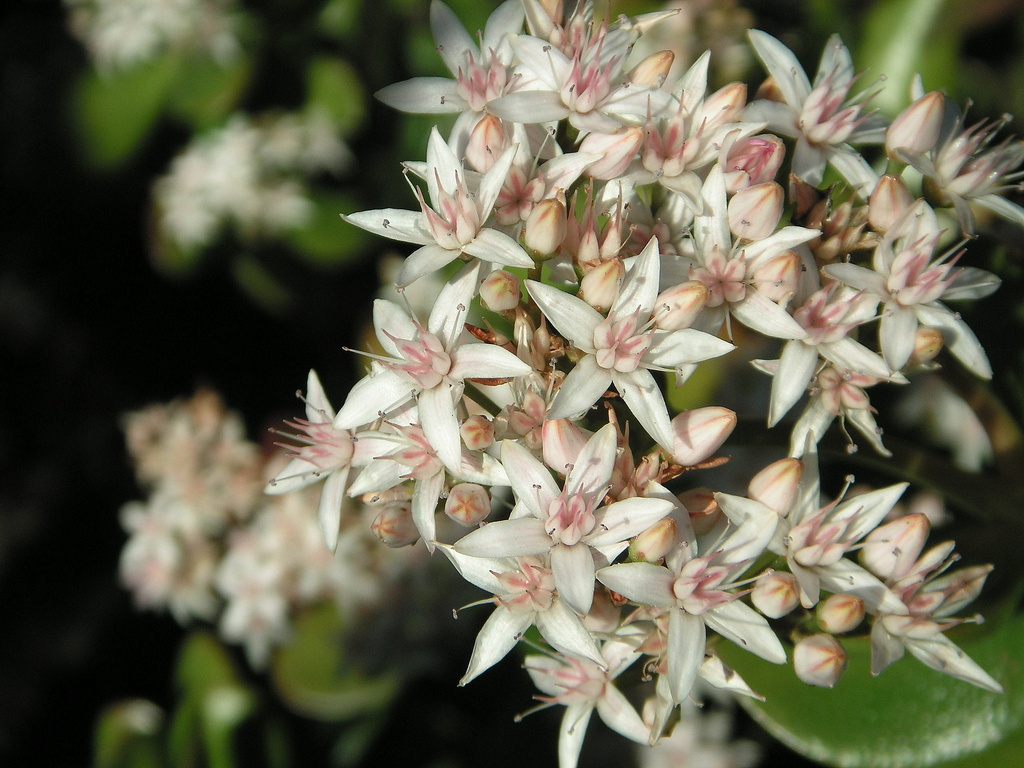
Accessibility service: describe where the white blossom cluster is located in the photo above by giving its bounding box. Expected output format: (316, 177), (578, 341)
(262, 1), (1018, 765)
(65, 0), (242, 71)
(152, 110), (352, 255)
(119, 390), (419, 668)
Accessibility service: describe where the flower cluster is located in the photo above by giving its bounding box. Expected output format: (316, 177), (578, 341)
(153, 110), (351, 256)
(262, 2), (1015, 765)
(65, 0), (241, 71)
(119, 389), (420, 668)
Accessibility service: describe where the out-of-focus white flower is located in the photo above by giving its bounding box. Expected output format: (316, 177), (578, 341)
(154, 110), (351, 253)
(638, 701), (760, 768)
(66, 0), (241, 71)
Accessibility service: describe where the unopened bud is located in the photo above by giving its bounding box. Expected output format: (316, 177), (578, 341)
(460, 414), (495, 451)
(910, 326), (944, 364)
(480, 269), (521, 312)
(861, 513), (930, 581)
(912, 564), (992, 617)
(748, 458), (802, 515)
(629, 517), (677, 563)
(723, 134), (785, 192)
(578, 258), (624, 312)
(524, 197), (567, 257)
(654, 280), (708, 330)
(542, 418), (588, 475)
(464, 114), (509, 173)
(817, 594), (865, 634)
(752, 571), (800, 618)
(885, 91), (944, 160)
(794, 634), (847, 688)
(678, 487), (720, 535)
(628, 50), (674, 88)
(754, 75), (784, 102)
(445, 483), (491, 526)
(371, 504), (419, 547)
(751, 249), (801, 303)
(728, 182), (783, 240)
(697, 82), (747, 131)
(580, 126), (644, 180)
(868, 174), (914, 233)
(669, 407), (736, 466)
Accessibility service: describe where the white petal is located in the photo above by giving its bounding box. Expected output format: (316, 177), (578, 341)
(462, 227), (534, 268)
(699, 654), (762, 700)
(612, 368), (675, 450)
(375, 77), (464, 113)
(557, 704), (593, 768)
(427, 260), (479, 345)
(870, 618), (905, 676)
(595, 685), (649, 744)
(477, 143), (520, 217)
(943, 267), (1002, 300)
(500, 439), (561, 518)
(973, 193), (1024, 232)
(828, 147), (880, 199)
(610, 236), (661, 322)
(834, 482), (908, 542)
(342, 208), (432, 245)
(822, 262), (887, 294)
(454, 517), (552, 557)
(527, 280), (603, 349)
(426, 126), (463, 207)
(412, 470), (444, 547)
(596, 562), (675, 607)
(821, 337), (892, 380)
(304, 369), (335, 420)
(430, 0), (477, 70)
(434, 543), (509, 593)
(450, 343), (533, 381)
(318, 466), (349, 552)
(767, 340), (818, 426)
(482, 0), (525, 50)
(373, 299), (417, 357)
(564, 423), (617, 498)
(816, 558), (908, 614)
(788, 398), (834, 457)
(418, 384), (462, 474)
(536, 597), (604, 666)
(265, 457), (324, 495)
(587, 497), (674, 548)
(905, 634), (1003, 693)
(548, 356), (612, 421)
(667, 609), (706, 703)
(551, 542), (596, 616)
(396, 244), (459, 286)
(880, 304), (919, 372)
(644, 329), (735, 368)
(747, 30), (811, 106)
(705, 601), (787, 664)
(731, 291), (808, 340)
(914, 303), (992, 379)
(792, 138), (826, 184)
(508, 35), (568, 90)
(460, 605), (533, 685)
(490, 90), (571, 124)
(334, 368), (415, 429)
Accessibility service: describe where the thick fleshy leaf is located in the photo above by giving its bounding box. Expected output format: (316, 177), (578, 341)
(718, 608), (1024, 768)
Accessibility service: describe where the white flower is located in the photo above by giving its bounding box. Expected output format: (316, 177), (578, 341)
(334, 262), (531, 474)
(529, 236), (734, 451)
(745, 31), (884, 197)
(343, 127), (533, 285)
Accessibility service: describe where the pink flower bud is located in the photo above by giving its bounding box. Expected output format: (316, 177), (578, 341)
(460, 414), (495, 451)
(868, 174), (914, 233)
(817, 594), (865, 634)
(579, 126), (644, 180)
(748, 458), (802, 515)
(669, 407), (736, 466)
(861, 513), (930, 581)
(542, 418), (589, 475)
(464, 114), (510, 173)
(696, 82), (747, 132)
(910, 326), (944, 364)
(678, 487), (720, 535)
(523, 197), (568, 257)
(885, 91), (944, 160)
(628, 517), (677, 563)
(445, 483), (491, 526)
(578, 258), (624, 312)
(653, 280), (708, 330)
(723, 134), (785, 192)
(628, 50), (674, 88)
(752, 571), (800, 618)
(728, 182), (783, 240)
(794, 634), (847, 688)
(479, 269), (521, 312)
(371, 504), (419, 547)
(751, 249), (801, 303)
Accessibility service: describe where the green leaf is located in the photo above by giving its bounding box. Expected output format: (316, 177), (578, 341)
(232, 253), (293, 313)
(305, 57), (365, 136)
(317, 0), (364, 42)
(74, 56), (181, 167)
(270, 603), (402, 721)
(94, 700), (165, 768)
(859, 0), (957, 116)
(175, 632), (240, 697)
(717, 610), (1024, 767)
(283, 191), (372, 266)
(168, 54), (251, 132)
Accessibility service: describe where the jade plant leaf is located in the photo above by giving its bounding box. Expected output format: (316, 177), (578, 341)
(717, 608), (1024, 768)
